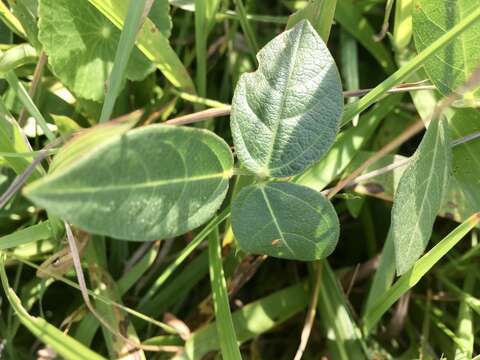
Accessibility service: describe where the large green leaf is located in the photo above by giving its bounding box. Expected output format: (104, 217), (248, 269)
(230, 20), (343, 178)
(413, 0), (480, 101)
(392, 119), (451, 275)
(231, 182), (339, 261)
(38, 0), (154, 102)
(24, 125), (233, 241)
(89, 0), (195, 93)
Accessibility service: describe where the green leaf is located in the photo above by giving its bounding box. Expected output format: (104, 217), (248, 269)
(148, 0), (172, 39)
(232, 182), (339, 261)
(448, 108), (480, 211)
(24, 125), (233, 241)
(0, 98), (44, 180)
(49, 111), (140, 173)
(208, 228), (242, 360)
(231, 19), (343, 178)
(413, 0), (480, 101)
(287, 0), (337, 42)
(38, 0), (154, 102)
(392, 118), (452, 275)
(89, 0), (195, 93)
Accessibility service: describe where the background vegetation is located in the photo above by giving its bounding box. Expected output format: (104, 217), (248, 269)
(0, 0), (479, 359)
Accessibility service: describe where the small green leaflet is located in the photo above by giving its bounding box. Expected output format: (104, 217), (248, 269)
(413, 0), (480, 102)
(232, 182), (339, 261)
(38, 0), (155, 101)
(230, 20), (343, 178)
(392, 118), (451, 275)
(24, 125), (233, 241)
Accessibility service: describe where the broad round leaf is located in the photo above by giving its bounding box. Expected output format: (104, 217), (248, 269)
(231, 182), (339, 261)
(24, 125), (233, 241)
(230, 20), (343, 178)
(38, 0), (155, 101)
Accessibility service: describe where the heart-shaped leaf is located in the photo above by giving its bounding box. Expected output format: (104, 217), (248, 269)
(24, 125), (233, 241)
(413, 0), (480, 101)
(230, 20), (343, 178)
(231, 182), (339, 261)
(38, 0), (155, 101)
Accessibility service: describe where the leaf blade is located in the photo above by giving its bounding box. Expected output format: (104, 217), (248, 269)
(392, 118), (452, 275)
(232, 182), (339, 261)
(24, 125), (233, 241)
(231, 20), (343, 178)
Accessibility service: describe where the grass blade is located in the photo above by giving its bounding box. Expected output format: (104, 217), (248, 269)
(207, 227), (242, 359)
(89, 0), (195, 93)
(341, 5), (480, 125)
(177, 282), (309, 360)
(4, 71), (55, 141)
(363, 212), (480, 333)
(0, 253), (106, 360)
(99, 0), (151, 123)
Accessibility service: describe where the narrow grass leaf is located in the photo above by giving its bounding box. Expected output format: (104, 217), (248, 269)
(453, 271), (475, 359)
(24, 126), (233, 241)
(0, 221), (53, 250)
(208, 228), (242, 360)
(392, 118), (451, 275)
(0, 98), (43, 179)
(0, 254), (106, 360)
(341, 5), (480, 125)
(0, 43), (37, 74)
(363, 212), (480, 333)
(177, 282), (310, 360)
(287, 0), (337, 42)
(4, 71), (55, 141)
(100, 0), (151, 123)
(316, 261), (366, 359)
(232, 182), (339, 261)
(231, 20), (343, 178)
(89, 0), (195, 93)
(335, 0), (396, 73)
(233, 0), (259, 58)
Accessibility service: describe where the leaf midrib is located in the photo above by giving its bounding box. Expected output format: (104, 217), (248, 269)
(263, 23), (304, 174)
(259, 186), (295, 256)
(29, 172), (229, 196)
